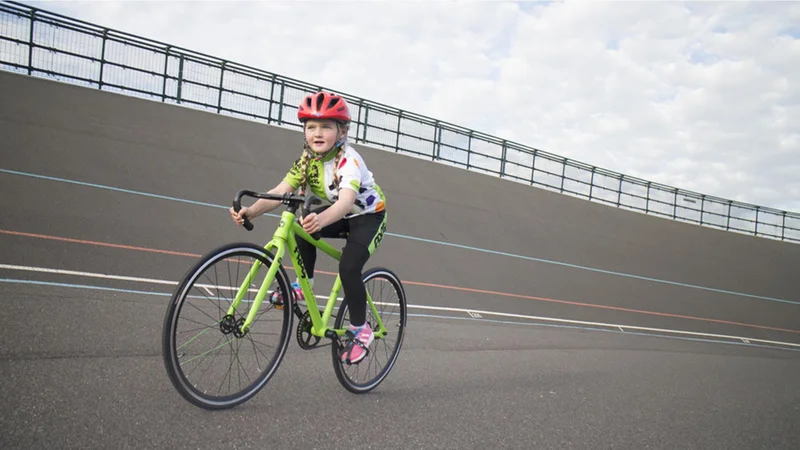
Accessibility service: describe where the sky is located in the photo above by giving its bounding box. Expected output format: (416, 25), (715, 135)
(19, 0), (800, 215)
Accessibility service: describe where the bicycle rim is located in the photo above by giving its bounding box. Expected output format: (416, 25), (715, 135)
(332, 267), (407, 394)
(162, 242), (293, 410)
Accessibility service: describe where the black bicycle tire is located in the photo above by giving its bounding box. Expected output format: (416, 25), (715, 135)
(161, 242), (293, 410)
(331, 267), (407, 394)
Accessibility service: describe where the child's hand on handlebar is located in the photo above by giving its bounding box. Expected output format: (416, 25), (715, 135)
(230, 206), (250, 227)
(301, 212), (322, 234)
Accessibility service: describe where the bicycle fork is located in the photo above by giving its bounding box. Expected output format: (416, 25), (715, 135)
(225, 241), (286, 335)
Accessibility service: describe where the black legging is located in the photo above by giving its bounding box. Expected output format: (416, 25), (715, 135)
(296, 207), (386, 327)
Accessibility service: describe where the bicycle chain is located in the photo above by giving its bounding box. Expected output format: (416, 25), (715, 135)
(296, 309), (327, 350)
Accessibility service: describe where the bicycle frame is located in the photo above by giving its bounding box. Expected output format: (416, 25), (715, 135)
(224, 208), (388, 340)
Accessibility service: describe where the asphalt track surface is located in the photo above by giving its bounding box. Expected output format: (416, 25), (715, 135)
(2, 71), (799, 449)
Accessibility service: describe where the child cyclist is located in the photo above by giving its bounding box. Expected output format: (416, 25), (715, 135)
(229, 91), (387, 365)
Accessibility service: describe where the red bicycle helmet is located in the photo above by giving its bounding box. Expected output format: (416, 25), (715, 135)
(297, 91), (351, 123)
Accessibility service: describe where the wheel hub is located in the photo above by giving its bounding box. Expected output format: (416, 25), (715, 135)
(219, 314), (248, 338)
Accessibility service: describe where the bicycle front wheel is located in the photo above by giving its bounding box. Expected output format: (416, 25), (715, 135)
(162, 242), (293, 410)
(332, 267), (407, 394)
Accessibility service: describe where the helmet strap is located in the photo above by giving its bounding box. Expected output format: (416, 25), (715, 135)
(334, 122), (348, 148)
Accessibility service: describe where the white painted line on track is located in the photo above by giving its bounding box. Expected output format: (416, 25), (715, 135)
(412, 303), (800, 349)
(0, 263), (176, 285)
(1, 264), (263, 296)
(2, 263), (799, 350)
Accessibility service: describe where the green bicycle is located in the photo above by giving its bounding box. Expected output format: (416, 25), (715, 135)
(162, 190), (407, 410)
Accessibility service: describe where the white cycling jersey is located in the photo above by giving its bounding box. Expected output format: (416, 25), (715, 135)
(284, 144), (386, 218)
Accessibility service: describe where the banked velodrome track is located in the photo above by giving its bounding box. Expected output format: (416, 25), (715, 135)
(1, 71), (799, 449)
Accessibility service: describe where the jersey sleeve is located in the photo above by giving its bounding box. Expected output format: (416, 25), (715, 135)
(283, 157), (303, 190)
(336, 153), (362, 193)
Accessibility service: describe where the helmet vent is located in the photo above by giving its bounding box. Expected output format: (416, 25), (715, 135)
(315, 93), (325, 110)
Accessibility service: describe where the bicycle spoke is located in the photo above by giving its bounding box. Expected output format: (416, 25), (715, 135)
(164, 244), (294, 409)
(332, 268), (406, 394)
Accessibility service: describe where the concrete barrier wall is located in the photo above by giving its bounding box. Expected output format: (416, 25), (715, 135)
(2, 70), (798, 343)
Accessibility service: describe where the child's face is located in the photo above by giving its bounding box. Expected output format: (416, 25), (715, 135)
(304, 119), (343, 154)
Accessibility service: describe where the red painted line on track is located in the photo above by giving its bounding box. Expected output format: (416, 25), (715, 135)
(2, 228), (799, 335)
(1, 229), (201, 257)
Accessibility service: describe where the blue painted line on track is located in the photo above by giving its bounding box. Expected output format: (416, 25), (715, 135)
(2, 167), (798, 306)
(0, 277), (171, 297)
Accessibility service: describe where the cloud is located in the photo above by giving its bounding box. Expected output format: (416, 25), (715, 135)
(25, 0), (800, 213)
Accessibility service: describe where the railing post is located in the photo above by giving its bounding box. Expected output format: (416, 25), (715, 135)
(700, 195), (705, 225)
(466, 131), (473, 170)
(500, 140), (507, 177)
(27, 9), (35, 75)
(560, 159), (567, 193)
(645, 182), (651, 214)
(589, 166), (596, 200)
(530, 152), (537, 186)
(433, 121), (442, 161)
(277, 80), (285, 124)
(361, 104), (369, 143)
(755, 206), (760, 236)
(673, 189), (678, 219)
(98, 29), (107, 90)
(726, 201), (732, 230)
(216, 61), (226, 113)
(781, 212), (786, 240)
(394, 111), (402, 153)
(176, 53), (184, 104)
(267, 74), (276, 124)
(354, 99), (364, 143)
(161, 46), (171, 102)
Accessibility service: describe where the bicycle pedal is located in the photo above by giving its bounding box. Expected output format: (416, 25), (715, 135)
(341, 348), (370, 366)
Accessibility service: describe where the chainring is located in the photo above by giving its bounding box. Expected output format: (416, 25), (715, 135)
(296, 309), (325, 350)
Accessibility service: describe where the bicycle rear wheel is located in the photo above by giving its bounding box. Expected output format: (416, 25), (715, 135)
(332, 267), (407, 393)
(162, 242), (293, 410)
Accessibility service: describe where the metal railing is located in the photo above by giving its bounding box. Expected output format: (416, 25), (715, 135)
(1, 1), (798, 243)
